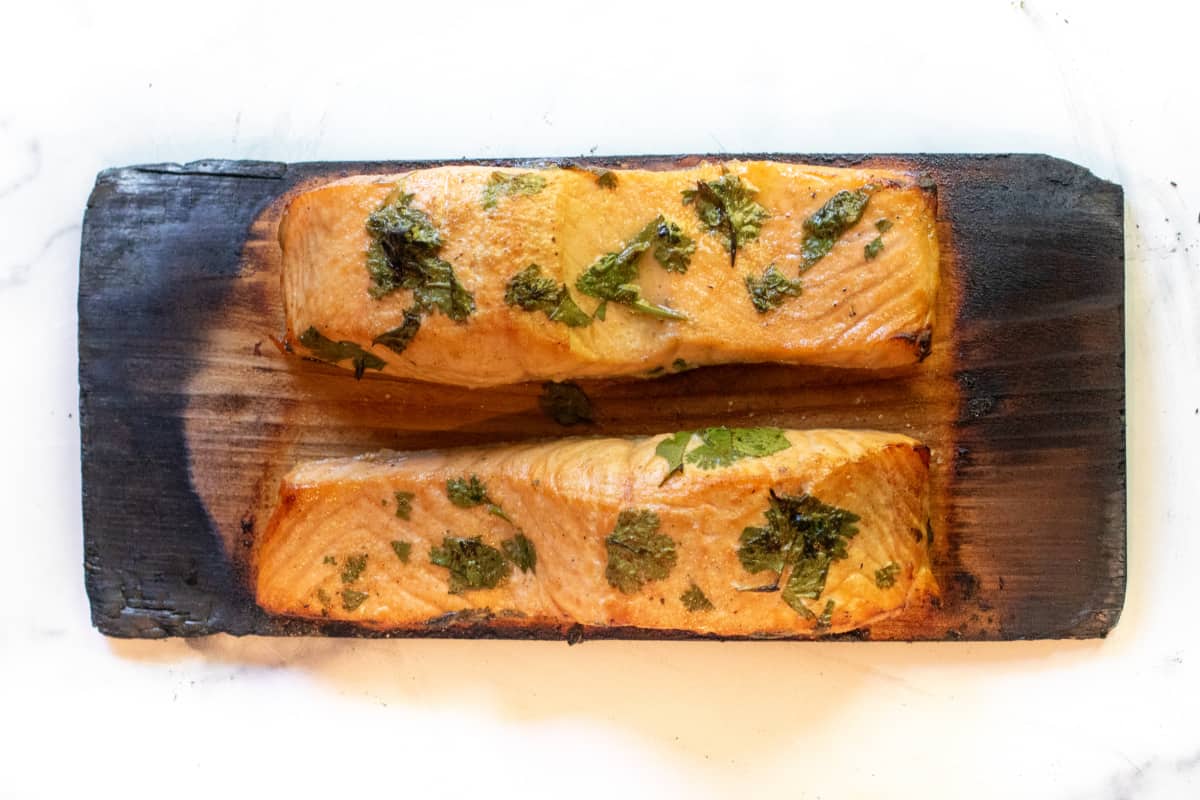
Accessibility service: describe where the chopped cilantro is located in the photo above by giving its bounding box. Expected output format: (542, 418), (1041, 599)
(737, 491), (860, 618)
(446, 475), (513, 524)
(322, 555), (337, 565)
(865, 236), (884, 260)
(430, 536), (511, 593)
(482, 172), (547, 209)
(393, 491), (415, 520)
(574, 216), (691, 320)
(504, 264), (591, 327)
(595, 169), (618, 189)
(341, 589), (368, 611)
(316, 588), (332, 607)
(816, 599), (835, 628)
(682, 173), (769, 266)
(340, 553), (368, 584)
(604, 509), (678, 593)
(656, 427), (791, 483)
(372, 307), (423, 355)
(298, 326), (386, 380)
(875, 562), (900, 588)
(502, 533), (537, 573)
(654, 431), (694, 485)
(539, 381), (593, 426)
(391, 540), (412, 564)
(680, 582), (714, 612)
(744, 264), (802, 313)
(801, 189), (870, 269)
(875, 218), (894, 233)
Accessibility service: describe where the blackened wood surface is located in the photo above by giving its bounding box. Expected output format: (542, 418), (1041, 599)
(78, 154), (1125, 640)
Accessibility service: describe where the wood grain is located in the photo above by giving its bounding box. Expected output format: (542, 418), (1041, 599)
(78, 154), (1125, 640)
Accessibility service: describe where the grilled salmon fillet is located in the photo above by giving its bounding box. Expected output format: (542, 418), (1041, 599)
(255, 428), (936, 636)
(280, 161), (939, 387)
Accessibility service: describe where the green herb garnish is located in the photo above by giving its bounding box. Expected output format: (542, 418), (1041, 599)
(864, 236), (884, 260)
(502, 533), (537, 574)
(574, 216), (691, 320)
(595, 170), (618, 189)
(482, 172), (547, 209)
(875, 218), (893, 233)
(801, 189), (870, 269)
(816, 599), (835, 628)
(539, 381), (593, 426)
(447, 475), (513, 524)
(394, 491), (415, 520)
(391, 540), (412, 564)
(744, 264), (802, 313)
(316, 588), (332, 607)
(656, 427), (791, 483)
(737, 491), (860, 618)
(874, 562), (899, 588)
(680, 582), (714, 612)
(672, 358), (691, 371)
(682, 173), (769, 266)
(373, 308), (423, 356)
(504, 264), (591, 327)
(322, 555), (336, 565)
(298, 326), (386, 380)
(605, 509), (678, 593)
(340, 553), (368, 584)
(430, 536), (511, 593)
(341, 589), (368, 611)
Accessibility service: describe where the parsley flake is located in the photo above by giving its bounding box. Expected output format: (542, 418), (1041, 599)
(391, 540), (412, 564)
(680, 582), (714, 612)
(865, 236), (884, 260)
(605, 509), (678, 593)
(875, 562), (900, 588)
(656, 427), (791, 482)
(482, 172), (547, 209)
(430, 536), (511, 593)
(298, 326), (386, 380)
(505, 264), (591, 327)
(340, 553), (368, 584)
(502, 533), (537, 573)
(744, 264), (802, 313)
(341, 589), (368, 611)
(575, 216), (692, 320)
(682, 173), (769, 266)
(393, 491), (415, 520)
(539, 381), (593, 426)
(447, 475), (513, 524)
(801, 189), (870, 269)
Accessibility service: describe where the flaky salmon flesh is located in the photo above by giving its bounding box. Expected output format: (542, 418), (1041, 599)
(280, 161), (939, 387)
(255, 429), (936, 636)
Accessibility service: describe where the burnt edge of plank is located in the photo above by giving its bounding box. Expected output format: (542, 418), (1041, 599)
(79, 153), (1126, 640)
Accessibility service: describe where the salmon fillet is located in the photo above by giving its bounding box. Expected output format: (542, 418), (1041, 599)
(254, 428), (937, 637)
(280, 161), (939, 387)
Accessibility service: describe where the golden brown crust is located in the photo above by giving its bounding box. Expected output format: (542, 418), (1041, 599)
(254, 429), (937, 637)
(280, 161), (939, 386)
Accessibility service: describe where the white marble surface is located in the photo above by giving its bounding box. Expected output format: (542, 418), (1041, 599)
(2, 1), (1198, 797)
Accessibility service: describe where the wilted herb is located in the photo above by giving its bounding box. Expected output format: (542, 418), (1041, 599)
(816, 599), (835, 628)
(575, 216), (691, 320)
(875, 218), (894, 233)
(504, 264), (591, 327)
(482, 172), (547, 209)
(430, 536), (511, 593)
(682, 173), (769, 266)
(672, 358), (691, 371)
(654, 431), (694, 485)
(372, 307), (423, 355)
(502, 533), (537, 573)
(394, 491), (415, 520)
(595, 169), (618, 189)
(875, 562), (899, 588)
(539, 381), (593, 426)
(447, 475), (513, 524)
(744, 264), (802, 313)
(391, 540), (412, 564)
(605, 509), (678, 593)
(298, 326), (386, 380)
(322, 555), (336, 565)
(340, 553), (368, 584)
(801, 189), (870, 269)
(737, 491), (860, 618)
(680, 582), (714, 612)
(341, 589), (368, 611)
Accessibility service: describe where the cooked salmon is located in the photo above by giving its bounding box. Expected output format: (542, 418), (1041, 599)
(254, 428), (937, 636)
(280, 161), (939, 387)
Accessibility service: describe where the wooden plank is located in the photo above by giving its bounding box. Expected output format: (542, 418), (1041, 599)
(79, 154), (1125, 640)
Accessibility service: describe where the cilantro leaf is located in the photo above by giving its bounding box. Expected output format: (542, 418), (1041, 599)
(744, 264), (802, 313)
(682, 174), (769, 266)
(393, 491), (415, 520)
(595, 169), (618, 189)
(539, 381), (593, 426)
(680, 582), (714, 612)
(504, 264), (591, 328)
(502, 533), (537, 573)
(874, 562), (899, 588)
(801, 189), (870, 269)
(685, 427), (792, 470)
(575, 216), (690, 321)
(875, 218), (894, 233)
(736, 491), (861, 617)
(372, 307), (423, 355)
(390, 540), (412, 564)
(654, 431), (694, 485)
(298, 326), (386, 380)
(482, 172), (547, 209)
(340, 553), (368, 584)
(429, 536), (511, 593)
(341, 589), (368, 611)
(604, 509), (678, 593)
